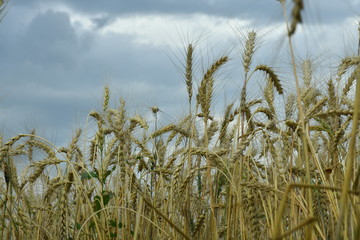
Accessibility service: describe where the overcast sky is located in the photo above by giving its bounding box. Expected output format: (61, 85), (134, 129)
(1, 0), (360, 146)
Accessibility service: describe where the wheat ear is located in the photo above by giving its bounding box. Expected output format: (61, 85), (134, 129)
(288, 0), (304, 36)
(255, 65), (284, 94)
(243, 31), (256, 74)
(197, 56), (229, 119)
(186, 44), (193, 103)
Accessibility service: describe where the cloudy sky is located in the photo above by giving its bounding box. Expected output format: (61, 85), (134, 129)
(0, 0), (359, 146)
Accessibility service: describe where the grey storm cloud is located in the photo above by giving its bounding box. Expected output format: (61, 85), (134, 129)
(13, 0), (359, 25)
(23, 11), (82, 67)
(1, 8), (173, 87)
(0, 5), (184, 141)
(16, 0), (279, 18)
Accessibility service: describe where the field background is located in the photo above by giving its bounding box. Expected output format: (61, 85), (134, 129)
(1, 0), (360, 239)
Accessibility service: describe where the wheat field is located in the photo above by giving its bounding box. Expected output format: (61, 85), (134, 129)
(1, 1), (360, 239)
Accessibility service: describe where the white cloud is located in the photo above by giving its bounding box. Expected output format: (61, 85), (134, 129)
(101, 14), (251, 47)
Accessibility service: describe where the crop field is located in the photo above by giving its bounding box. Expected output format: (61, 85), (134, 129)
(1, 1), (360, 239)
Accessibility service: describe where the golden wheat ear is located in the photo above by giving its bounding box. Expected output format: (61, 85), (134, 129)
(255, 65), (284, 95)
(185, 44), (193, 103)
(197, 56), (229, 120)
(242, 31), (256, 74)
